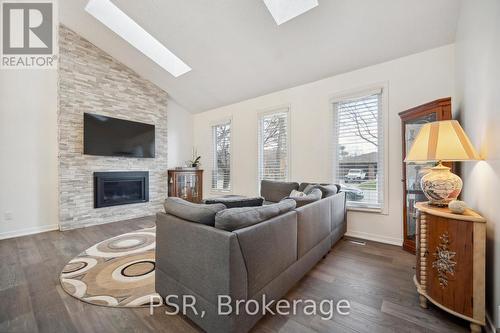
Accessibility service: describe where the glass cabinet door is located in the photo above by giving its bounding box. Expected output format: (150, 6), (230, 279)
(404, 113), (437, 244)
(168, 170), (203, 204)
(174, 172), (200, 202)
(175, 174), (187, 199)
(400, 98), (451, 254)
(187, 173), (199, 201)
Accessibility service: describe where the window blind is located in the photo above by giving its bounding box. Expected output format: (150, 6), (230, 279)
(333, 90), (385, 209)
(258, 109), (289, 183)
(211, 120), (231, 191)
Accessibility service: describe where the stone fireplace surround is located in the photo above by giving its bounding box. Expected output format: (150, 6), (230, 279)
(58, 25), (168, 230)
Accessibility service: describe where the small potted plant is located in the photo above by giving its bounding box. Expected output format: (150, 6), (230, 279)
(186, 148), (201, 169)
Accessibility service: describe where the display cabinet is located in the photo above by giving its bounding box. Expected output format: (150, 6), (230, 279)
(168, 169), (203, 203)
(399, 98), (452, 254)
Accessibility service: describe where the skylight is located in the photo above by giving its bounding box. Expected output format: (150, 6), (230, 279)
(263, 0), (318, 25)
(85, 0), (191, 78)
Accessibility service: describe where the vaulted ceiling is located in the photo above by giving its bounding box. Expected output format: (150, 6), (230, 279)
(60, 0), (460, 113)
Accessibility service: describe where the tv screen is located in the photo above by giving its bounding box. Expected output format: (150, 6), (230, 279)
(84, 113), (155, 158)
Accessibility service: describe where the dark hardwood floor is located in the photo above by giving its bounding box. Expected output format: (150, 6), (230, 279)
(0, 217), (470, 333)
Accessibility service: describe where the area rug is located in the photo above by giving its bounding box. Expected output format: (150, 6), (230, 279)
(60, 226), (161, 307)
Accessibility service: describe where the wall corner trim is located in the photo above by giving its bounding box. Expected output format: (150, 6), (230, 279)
(485, 311), (497, 333)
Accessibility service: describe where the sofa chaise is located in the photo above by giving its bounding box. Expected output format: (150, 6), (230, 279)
(155, 180), (347, 333)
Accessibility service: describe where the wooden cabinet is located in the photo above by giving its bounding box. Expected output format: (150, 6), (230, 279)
(399, 98), (452, 254)
(168, 169), (203, 203)
(414, 202), (485, 333)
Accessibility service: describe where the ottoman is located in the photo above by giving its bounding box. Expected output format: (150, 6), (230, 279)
(204, 195), (264, 208)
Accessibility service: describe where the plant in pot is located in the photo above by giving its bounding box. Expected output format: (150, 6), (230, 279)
(186, 148), (201, 169)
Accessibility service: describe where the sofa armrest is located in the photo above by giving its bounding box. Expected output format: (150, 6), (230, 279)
(155, 212), (247, 304)
(330, 192), (347, 243)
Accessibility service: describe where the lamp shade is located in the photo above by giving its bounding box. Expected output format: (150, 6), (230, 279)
(405, 120), (480, 162)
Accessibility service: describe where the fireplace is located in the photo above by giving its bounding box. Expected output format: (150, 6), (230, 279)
(94, 171), (149, 208)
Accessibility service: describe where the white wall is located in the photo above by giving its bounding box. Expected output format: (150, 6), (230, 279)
(0, 73), (191, 239)
(455, 0), (500, 329)
(193, 45), (454, 245)
(167, 98), (193, 168)
(0, 76), (192, 238)
(0, 70), (59, 239)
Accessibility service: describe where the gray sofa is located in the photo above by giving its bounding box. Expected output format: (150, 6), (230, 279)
(155, 181), (346, 333)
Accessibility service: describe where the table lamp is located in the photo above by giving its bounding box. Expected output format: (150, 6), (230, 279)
(404, 120), (480, 206)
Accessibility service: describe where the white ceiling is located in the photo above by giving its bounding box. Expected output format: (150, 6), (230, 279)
(60, 0), (460, 113)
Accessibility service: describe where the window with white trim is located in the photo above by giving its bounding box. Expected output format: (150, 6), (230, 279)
(211, 120), (231, 191)
(333, 89), (385, 210)
(258, 109), (289, 183)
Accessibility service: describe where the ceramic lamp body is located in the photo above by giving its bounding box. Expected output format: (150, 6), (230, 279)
(421, 164), (463, 206)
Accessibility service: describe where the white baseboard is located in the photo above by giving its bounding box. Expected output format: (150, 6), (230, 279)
(486, 311), (497, 333)
(0, 224), (59, 240)
(344, 230), (403, 246)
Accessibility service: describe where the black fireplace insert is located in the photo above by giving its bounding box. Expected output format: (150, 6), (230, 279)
(94, 171), (149, 208)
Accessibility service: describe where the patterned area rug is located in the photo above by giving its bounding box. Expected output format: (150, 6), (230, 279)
(60, 227), (161, 307)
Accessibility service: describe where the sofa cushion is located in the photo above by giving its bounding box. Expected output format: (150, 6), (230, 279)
(260, 180), (299, 203)
(299, 183), (339, 198)
(285, 188), (322, 208)
(233, 211), (298, 297)
(214, 199), (296, 231)
(205, 195), (264, 208)
(164, 197), (226, 226)
(296, 198), (332, 258)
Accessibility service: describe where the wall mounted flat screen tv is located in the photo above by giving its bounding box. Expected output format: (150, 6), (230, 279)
(84, 113), (155, 158)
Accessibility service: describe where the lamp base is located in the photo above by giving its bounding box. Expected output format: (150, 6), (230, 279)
(420, 162), (462, 206)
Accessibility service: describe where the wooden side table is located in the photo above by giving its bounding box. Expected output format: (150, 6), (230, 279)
(414, 202), (486, 333)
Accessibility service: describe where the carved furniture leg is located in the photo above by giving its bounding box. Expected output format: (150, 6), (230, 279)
(469, 322), (481, 333)
(419, 295), (428, 309)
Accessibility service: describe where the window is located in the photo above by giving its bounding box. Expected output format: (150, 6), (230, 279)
(333, 88), (386, 210)
(258, 109), (289, 183)
(211, 120), (231, 191)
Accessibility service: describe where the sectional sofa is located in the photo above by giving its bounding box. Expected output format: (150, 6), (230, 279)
(155, 181), (347, 333)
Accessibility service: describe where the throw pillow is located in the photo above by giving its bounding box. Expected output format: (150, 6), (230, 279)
(300, 183), (339, 198)
(287, 188), (322, 208)
(289, 189), (307, 198)
(303, 184), (316, 194)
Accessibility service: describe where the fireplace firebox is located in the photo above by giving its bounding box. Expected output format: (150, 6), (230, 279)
(94, 171), (149, 208)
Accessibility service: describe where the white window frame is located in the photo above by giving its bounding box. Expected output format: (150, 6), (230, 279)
(330, 83), (389, 214)
(257, 106), (291, 189)
(210, 118), (233, 193)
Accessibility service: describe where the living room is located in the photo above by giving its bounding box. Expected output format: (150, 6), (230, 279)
(0, 0), (498, 332)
